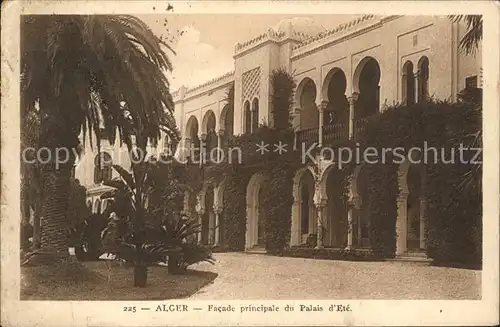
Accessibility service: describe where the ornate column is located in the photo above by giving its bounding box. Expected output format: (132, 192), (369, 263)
(419, 196), (427, 249)
(293, 107), (301, 151)
(250, 110), (255, 133)
(217, 130), (224, 163)
(184, 137), (192, 162)
(208, 211), (215, 245)
(290, 199), (300, 246)
(348, 93), (359, 139)
(345, 196), (358, 250)
(196, 209), (205, 243)
(213, 206), (222, 246)
(314, 198), (327, 249)
(414, 71), (420, 103)
(395, 192), (409, 255)
(199, 133), (207, 164)
(317, 101), (328, 147)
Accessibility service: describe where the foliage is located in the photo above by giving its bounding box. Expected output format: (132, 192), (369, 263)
(449, 15), (482, 55)
(68, 213), (108, 261)
(263, 165), (294, 254)
(221, 170), (248, 251)
(360, 98), (482, 263)
(66, 178), (91, 229)
(21, 15), (178, 152)
(21, 15), (178, 257)
(271, 67), (296, 130)
(178, 243), (216, 270)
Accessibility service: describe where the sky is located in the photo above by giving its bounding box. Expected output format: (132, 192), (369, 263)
(138, 14), (362, 91)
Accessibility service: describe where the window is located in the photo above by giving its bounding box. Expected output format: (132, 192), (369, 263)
(465, 75), (478, 89)
(244, 101), (251, 134)
(93, 152), (112, 184)
(252, 98), (259, 133)
(402, 61), (415, 105)
(417, 56), (429, 102)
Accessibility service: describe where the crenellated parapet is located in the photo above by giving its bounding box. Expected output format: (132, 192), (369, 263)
(290, 15), (402, 59)
(173, 71), (235, 102)
(234, 26), (310, 58)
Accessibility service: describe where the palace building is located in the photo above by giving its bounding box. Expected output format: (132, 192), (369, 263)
(76, 15), (481, 257)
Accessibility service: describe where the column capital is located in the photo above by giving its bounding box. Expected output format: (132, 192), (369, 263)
(314, 198), (327, 208)
(213, 205), (223, 214)
(399, 191), (409, 200)
(200, 133), (207, 141)
(348, 92), (359, 103)
(316, 100), (329, 112)
(217, 129), (225, 136)
(414, 70), (421, 78)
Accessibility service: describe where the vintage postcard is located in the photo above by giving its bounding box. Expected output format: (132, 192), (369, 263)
(1, 0), (499, 326)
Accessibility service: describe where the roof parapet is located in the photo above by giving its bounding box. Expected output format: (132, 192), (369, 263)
(234, 27), (309, 57)
(292, 15), (377, 52)
(173, 71), (235, 101)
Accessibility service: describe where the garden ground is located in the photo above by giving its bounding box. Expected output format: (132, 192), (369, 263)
(189, 252), (481, 300)
(21, 260), (217, 300)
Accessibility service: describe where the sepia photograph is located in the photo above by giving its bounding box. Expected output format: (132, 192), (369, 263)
(1, 1), (499, 326)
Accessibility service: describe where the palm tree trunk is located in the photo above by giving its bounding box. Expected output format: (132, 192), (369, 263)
(33, 201), (41, 249)
(39, 163), (72, 260)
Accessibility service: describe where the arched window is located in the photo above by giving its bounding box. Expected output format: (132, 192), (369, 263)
(402, 61), (415, 105)
(244, 101), (251, 134)
(93, 152), (112, 184)
(417, 56), (429, 102)
(252, 98), (259, 132)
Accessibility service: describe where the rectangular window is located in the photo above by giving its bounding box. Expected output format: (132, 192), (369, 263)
(465, 75), (478, 89)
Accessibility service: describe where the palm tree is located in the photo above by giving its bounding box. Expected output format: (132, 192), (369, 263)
(20, 109), (42, 249)
(21, 15), (179, 261)
(450, 15), (482, 55)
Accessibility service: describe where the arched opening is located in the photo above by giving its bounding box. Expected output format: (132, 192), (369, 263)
(298, 78), (318, 130)
(407, 165), (423, 250)
(324, 167), (348, 248)
(355, 166), (371, 248)
(185, 116), (200, 162)
(397, 160), (427, 255)
(244, 101), (251, 134)
(202, 184), (216, 246)
(355, 57), (381, 119)
(220, 104), (234, 147)
(324, 69), (349, 141)
(86, 200), (92, 210)
(93, 152), (112, 184)
(202, 111), (217, 161)
(417, 56), (429, 102)
(252, 98), (259, 132)
(402, 61), (416, 105)
(325, 69), (348, 125)
(299, 171), (316, 244)
(246, 173), (269, 250)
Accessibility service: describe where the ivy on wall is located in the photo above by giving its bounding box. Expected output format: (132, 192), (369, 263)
(360, 94), (482, 263)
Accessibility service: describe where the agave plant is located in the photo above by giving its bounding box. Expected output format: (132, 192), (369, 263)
(158, 214), (215, 274)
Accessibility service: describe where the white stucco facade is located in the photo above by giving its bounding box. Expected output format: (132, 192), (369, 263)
(75, 15), (481, 255)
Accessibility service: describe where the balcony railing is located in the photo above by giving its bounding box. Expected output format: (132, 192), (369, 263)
(323, 123), (348, 143)
(354, 118), (368, 139)
(295, 119), (369, 147)
(296, 127), (319, 149)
